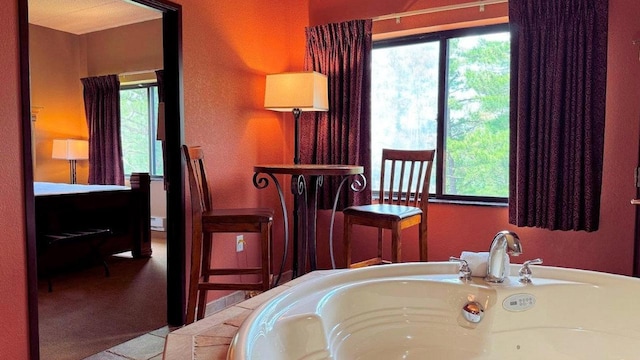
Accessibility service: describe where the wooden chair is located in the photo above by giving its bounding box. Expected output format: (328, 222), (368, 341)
(182, 145), (274, 323)
(343, 149), (435, 268)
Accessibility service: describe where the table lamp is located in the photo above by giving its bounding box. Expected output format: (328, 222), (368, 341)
(52, 139), (89, 184)
(264, 71), (329, 164)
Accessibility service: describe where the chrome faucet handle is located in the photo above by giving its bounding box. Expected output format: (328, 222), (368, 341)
(519, 258), (543, 283)
(449, 257), (472, 280)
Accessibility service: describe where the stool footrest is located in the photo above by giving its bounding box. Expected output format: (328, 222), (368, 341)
(205, 268), (263, 276)
(197, 282), (266, 291)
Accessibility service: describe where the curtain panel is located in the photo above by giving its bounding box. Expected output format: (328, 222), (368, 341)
(508, 0), (608, 231)
(81, 74), (125, 185)
(302, 19), (373, 210)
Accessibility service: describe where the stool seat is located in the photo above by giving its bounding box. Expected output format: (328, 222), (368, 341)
(343, 204), (422, 221)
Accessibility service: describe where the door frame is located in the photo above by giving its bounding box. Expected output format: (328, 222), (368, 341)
(18, 1), (186, 358)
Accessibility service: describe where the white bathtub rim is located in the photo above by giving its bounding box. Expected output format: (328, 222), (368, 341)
(228, 262), (640, 360)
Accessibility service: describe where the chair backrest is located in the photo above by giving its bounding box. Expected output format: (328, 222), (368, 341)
(378, 149), (435, 210)
(182, 145), (213, 216)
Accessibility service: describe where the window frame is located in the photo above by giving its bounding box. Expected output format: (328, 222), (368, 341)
(120, 82), (164, 179)
(373, 23), (510, 204)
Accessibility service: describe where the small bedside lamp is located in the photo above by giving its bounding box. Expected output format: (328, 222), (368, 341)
(52, 139), (89, 184)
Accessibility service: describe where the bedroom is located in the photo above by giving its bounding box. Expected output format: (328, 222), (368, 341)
(28, 4), (166, 358)
(28, 7), (166, 235)
(3, 0), (640, 358)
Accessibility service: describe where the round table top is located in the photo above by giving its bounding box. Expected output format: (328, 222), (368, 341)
(254, 164), (364, 176)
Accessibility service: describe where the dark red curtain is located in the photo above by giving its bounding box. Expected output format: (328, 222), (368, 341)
(81, 74), (124, 185)
(509, 0), (608, 231)
(302, 19), (372, 209)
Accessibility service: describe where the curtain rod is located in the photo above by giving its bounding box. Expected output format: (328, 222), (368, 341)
(372, 0), (508, 22)
(119, 69), (160, 77)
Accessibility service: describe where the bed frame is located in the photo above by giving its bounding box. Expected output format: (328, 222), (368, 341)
(35, 173), (152, 278)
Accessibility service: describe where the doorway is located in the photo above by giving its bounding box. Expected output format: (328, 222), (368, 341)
(18, 0), (185, 358)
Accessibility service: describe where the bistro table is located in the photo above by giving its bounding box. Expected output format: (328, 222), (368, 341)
(253, 164), (365, 279)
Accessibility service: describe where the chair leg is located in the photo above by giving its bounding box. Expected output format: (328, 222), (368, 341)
(344, 215), (352, 268)
(377, 228), (383, 263)
(261, 221), (271, 291)
(196, 233), (213, 321)
(419, 219), (427, 261)
(186, 232), (204, 324)
(391, 222), (401, 263)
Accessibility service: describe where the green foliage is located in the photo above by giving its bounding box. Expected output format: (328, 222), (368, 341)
(120, 86), (164, 176)
(445, 35), (510, 197)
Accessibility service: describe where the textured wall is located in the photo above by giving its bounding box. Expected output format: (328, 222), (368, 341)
(85, 19), (163, 76)
(29, 24), (89, 183)
(0, 2), (31, 359)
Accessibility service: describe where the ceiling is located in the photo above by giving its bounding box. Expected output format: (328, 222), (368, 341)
(28, 0), (162, 35)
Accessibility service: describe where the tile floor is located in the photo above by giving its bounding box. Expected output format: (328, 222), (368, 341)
(81, 289), (248, 359)
(84, 272), (303, 360)
(83, 326), (174, 360)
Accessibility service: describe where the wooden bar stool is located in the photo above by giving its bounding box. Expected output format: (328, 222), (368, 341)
(183, 145), (274, 323)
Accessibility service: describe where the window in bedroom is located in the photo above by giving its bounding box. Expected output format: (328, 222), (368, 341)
(120, 83), (164, 177)
(371, 24), (510, 203)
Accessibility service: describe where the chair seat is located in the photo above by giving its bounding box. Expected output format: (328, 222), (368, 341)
(202, 208), (274, 224)
(343, 204), (422, 221)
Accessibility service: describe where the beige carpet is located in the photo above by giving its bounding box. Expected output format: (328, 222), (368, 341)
(38, 234), (167, 360)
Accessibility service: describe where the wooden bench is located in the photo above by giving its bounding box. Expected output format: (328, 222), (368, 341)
(41, 228), (112, 292)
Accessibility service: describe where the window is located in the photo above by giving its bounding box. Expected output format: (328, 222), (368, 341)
(371, 24), (510, 202)
(120, 83), (164, 177)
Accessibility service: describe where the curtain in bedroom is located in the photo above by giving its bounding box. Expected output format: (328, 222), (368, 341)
(301, 19), (372, 210)
(81, 74), (125, 185)
(155, 69), (168, 190)
(508, 0), (608, 231)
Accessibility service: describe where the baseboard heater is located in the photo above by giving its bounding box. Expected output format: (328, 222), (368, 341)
(150, 216), (166, 232)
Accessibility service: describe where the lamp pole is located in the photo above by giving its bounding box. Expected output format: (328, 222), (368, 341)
(292, 107), (302, 277)
(293, 108), (301, 165)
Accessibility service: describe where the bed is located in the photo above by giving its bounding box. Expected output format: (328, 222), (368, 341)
(34, 173), (152, 280)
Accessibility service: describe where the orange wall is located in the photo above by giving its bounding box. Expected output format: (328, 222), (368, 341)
(310, 0), (640, 276)
(29, 24), (89, 183)
(85, 19), (163, 76)
(0, 2), (30, 358)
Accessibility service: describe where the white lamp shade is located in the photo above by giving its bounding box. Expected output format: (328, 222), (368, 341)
(264, 71), (329, 112)
(52, 139), (89, 160)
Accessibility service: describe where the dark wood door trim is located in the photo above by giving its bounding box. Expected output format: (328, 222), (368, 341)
(633, 167), (640, 277)
(17, 0), (39, 358)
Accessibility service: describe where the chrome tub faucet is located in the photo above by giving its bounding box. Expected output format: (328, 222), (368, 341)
(485, 230), (522, 283)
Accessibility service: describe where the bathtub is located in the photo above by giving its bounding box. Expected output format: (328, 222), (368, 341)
(228, 262), (640, 359)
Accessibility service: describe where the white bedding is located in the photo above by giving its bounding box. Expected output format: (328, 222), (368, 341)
(34, 182), (130, 196)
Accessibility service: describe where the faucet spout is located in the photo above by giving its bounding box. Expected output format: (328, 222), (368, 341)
(485, 230), (522, 283)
